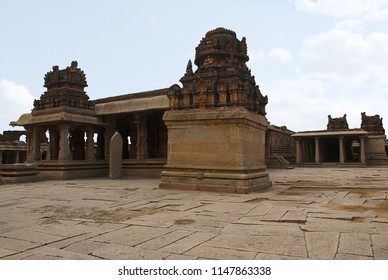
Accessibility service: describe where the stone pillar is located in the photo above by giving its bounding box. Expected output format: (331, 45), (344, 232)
(134, 113), (148, 160)
(86, 127), (95, 161)
(314, 137), (320, 164)
(28, 126), (41, 162)
(46, 132), (51, 160)
(15, 151), (20, 163)
(339, 136), (345, 164)
(104, 117), (116, 161)
(0, 151), (3, 164)
(48, 129), (59, 160)
(58, 125), (70, 162)
(109, 132), (123, 179)
(295, 140), (301, 164)
(360, 137), (366, 164)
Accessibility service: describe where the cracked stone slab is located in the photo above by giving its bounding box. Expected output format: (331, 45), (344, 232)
(373, 247), (388, 259)
(338, 232), (373, 257)
(261, 208), (288, 222)
(137, 230), (193, 250)
(305, 232), (339, 259)
(207, 234), (306, 251)
(371, 235), (388, 249)
(280, 210), (307, 223)
(0, 248), (17, 258)
(222, 223), (304, 237)
(0, 236), (40, 251)
(0, 229), (65, 244)
(301, 218), (378, 234)
(63, 240), (109, 254)
(91, 243), (170, 260)
(160, 232), (218, 254)
(195, 202), (257, 215)
(185, 244), (257, 260)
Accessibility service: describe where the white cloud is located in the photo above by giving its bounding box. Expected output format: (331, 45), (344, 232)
(267, 22), (388, 131)
(267, 78), (333, 130)
(299, 25), (388, 89)
(293, 0), (388, 20)
(335, 19), (364, 33)
(149, 17), (158, 28)
(268, 48), (293, 62)
(0, 79), (34, 132)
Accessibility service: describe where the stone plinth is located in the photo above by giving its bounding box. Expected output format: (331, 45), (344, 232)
(159, 108), (271, 193)
(0, 164), (41, 183)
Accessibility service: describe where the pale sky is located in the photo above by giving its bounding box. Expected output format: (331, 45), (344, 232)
(1, 0), (388, 134)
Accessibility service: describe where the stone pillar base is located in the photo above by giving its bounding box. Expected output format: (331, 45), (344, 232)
(160, 168), (271, 193)
(159, 108), (271, 193)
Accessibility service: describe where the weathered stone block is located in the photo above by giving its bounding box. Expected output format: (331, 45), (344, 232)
(160, 108), (271, 193)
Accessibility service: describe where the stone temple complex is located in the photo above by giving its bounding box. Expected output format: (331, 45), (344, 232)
(292, 113), (388, 166)
(2, 27), (388, 190)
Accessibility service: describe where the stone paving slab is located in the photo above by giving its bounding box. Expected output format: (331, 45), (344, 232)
(1, 167), (388, 260)
(305, 232), (339, 259)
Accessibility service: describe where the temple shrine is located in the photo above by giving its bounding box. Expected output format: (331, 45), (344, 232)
(160, 28), (271, 192)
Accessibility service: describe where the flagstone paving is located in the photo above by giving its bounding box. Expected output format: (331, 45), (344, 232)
(1, 167), (388, 260)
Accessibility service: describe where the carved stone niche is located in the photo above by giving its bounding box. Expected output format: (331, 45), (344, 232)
(160, 28), (271, 193)
(327, 114), (349, 130)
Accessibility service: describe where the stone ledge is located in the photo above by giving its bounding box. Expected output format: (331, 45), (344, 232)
(160, 169), (271, 193)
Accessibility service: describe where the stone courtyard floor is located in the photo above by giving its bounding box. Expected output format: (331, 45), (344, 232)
(0, 167), (388, 260)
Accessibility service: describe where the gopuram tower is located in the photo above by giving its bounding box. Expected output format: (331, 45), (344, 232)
(160, 27), (271, 193)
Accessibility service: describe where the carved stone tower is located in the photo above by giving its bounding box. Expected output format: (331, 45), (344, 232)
(160, 28), (271, 193)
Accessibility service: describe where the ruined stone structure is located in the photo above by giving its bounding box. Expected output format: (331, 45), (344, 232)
(265, 125), (295, 168)
(0, 130), (43, 183)
(0, 131), (27, 164)
(293, 113), (388, 166)
(160, 28), (271, 193)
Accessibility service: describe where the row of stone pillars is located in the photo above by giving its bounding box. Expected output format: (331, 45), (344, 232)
(26, 113), (150, 163)
(26, 125), (97, 163)
(104, 113), (149, 161)
(295, 136), (366, 165)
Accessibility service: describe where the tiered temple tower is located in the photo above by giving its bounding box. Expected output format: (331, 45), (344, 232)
(16, 61), (105, 179)
(160, 27), (271, 193)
